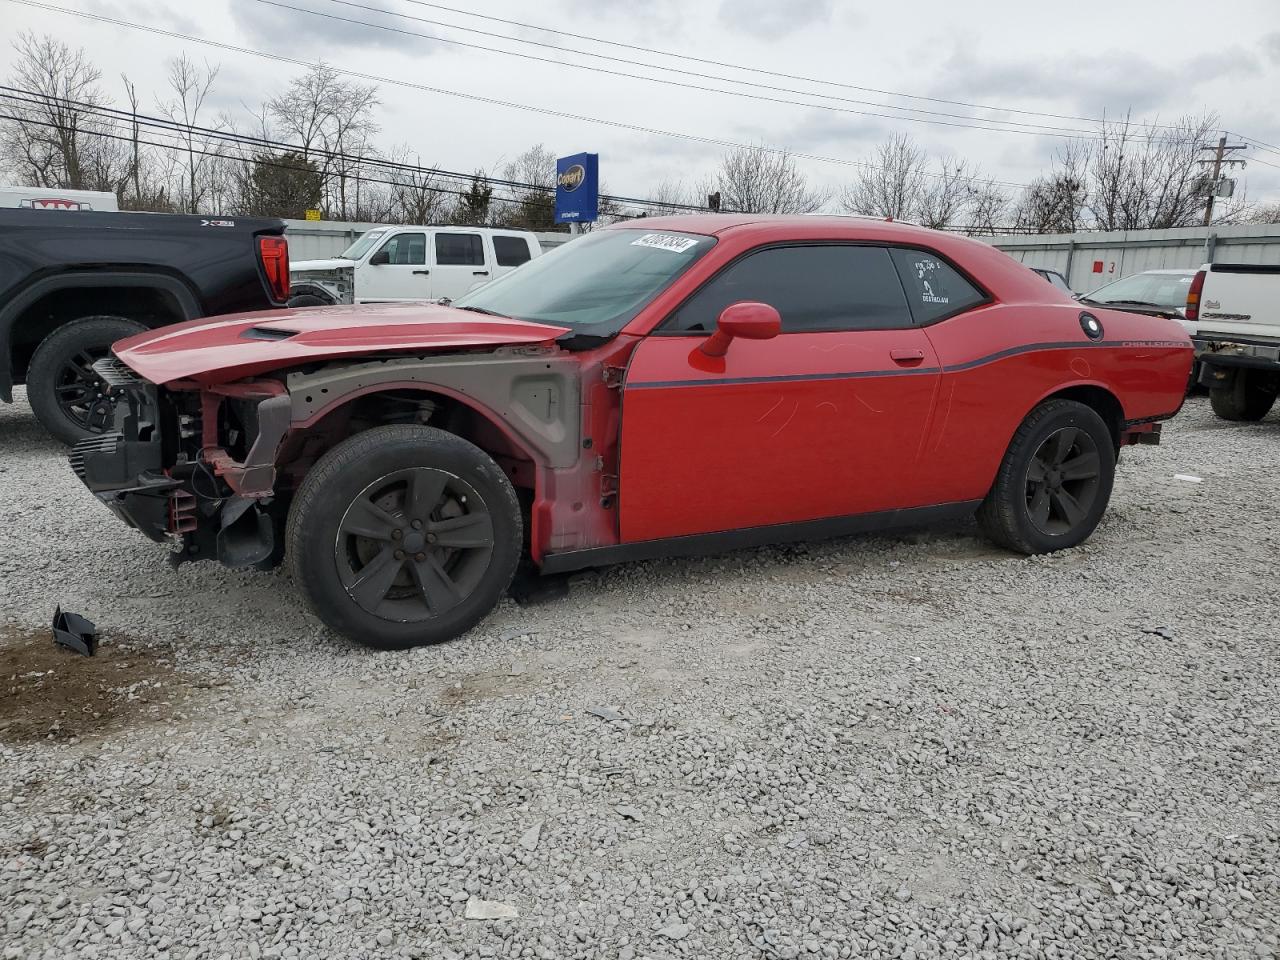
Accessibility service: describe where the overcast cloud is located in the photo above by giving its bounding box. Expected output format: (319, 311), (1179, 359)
(7, 0), (1280, 206)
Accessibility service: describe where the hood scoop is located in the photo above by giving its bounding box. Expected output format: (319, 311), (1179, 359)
(241, 326), (299, 342)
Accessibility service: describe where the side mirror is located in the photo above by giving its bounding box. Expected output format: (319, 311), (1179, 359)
(369, 250), (391, 265)
(700, 301), (781, 357)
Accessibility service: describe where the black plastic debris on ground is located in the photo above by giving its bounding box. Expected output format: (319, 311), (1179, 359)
(52, 607), (97, 656)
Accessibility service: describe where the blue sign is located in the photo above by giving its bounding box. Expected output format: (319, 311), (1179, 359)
(555, 152), (599, 224)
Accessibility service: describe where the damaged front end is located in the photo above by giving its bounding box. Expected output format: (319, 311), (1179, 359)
(69, 358), (290, 569)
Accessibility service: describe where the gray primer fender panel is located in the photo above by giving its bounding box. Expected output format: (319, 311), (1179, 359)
(286, 348), (583, 468)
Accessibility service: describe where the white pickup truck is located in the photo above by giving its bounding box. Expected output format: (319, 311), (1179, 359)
(1191, 262), (1280, 421)
(289, 226), (564, 306)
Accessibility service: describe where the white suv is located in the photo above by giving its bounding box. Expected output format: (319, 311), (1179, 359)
(289, 227), (550, 306)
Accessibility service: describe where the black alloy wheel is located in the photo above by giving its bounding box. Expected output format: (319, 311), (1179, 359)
(977, 398), (1116, 555)
(336, 467), (495, 621)
(1023, 426), (1102, 537)
(53, 347), (116, 432)
(286, 424), (523, 649)
(26, 316), (146, 444)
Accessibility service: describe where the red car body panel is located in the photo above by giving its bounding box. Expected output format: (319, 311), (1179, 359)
(112, 302), (570, 385)
(98, 214), (1194, 575)
(619, 328), (942, 541)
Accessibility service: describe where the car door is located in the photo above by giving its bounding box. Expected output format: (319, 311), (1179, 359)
(431, 231), (490, 300)
(357, 231), (430, 302)
(618, 244), (942, 543)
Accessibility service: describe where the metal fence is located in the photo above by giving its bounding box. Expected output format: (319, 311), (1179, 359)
(282, 218), (572, 261)
(977, 223), (1280, 295)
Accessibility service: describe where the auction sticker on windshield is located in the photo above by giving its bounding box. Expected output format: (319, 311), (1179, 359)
(631, 233), (700, 254)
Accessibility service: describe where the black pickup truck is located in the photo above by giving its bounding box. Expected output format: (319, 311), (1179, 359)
(0, 209), (289, 442)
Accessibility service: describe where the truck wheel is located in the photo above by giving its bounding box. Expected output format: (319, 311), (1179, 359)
(287, 294), (331, 308)
(977, 399), (1116, 555)
(1208, 370), (1279, 422)
(285, 424), (523, 650)
(26, 316), (147, 444)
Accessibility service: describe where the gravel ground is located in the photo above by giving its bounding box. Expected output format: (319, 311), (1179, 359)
(1, 387), (1277, 960)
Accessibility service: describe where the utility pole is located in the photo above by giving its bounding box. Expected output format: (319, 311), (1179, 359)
(1198, 134), (1248, 226)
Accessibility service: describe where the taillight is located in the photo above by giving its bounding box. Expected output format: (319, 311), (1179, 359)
(258, 235), (290, 303)
(1185, 268), (1206, 321)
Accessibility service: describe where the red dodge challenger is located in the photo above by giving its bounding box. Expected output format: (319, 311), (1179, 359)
(71, 215), (1193, 648)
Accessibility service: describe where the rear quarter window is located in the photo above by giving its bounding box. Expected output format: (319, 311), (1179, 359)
(889, 248), (986, 324)
(494, 235), (533, 267)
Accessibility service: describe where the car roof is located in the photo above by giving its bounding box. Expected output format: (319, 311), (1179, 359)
(611, 212), (953, 242)
(607, 213), (1070, 305)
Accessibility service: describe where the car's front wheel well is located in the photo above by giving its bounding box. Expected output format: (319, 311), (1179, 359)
(1040, 385), (1124, 451)
(278, 388), (540, 498)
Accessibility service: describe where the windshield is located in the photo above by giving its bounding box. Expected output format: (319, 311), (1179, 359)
(340, 228), (390, 261)
(1085, 272), (1193, 309)
(452, 229), (716, 333)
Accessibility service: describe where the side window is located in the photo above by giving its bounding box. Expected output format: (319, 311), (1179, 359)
(493, 235), (533, 267)
(436, 233), (486, 266)
(889, 248), (985, 324)
(377, 233), (426, 266)
(667, 245), (912, 333)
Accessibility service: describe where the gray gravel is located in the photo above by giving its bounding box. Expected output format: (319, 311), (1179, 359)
(2, 386), (1278, 959)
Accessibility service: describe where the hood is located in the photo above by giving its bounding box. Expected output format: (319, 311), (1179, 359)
(113, 302), (571, 386)
(290, 257), (356, 273)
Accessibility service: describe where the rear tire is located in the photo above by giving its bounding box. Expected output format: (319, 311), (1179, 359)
(285, 425), (522, 650)
(26, 316), (147, 444)
(978, 399), (1116, 555)
(1209, 370), (1279, 422)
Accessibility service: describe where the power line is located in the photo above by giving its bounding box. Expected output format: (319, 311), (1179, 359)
(396, 0), (1197, 136)
(1242, 154), (1280, 172)
(0, 106), (645, 221)
(1227, 131), (1280, 160)
(4, 0), (1030, 189)
(303, 0), (1107, 139)
(0, 87), (704, 213)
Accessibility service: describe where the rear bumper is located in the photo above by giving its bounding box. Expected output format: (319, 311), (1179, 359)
(1193, 335), (1280, 366)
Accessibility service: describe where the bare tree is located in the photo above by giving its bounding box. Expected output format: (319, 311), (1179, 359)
(268, 64), (379, 219)
(1087, 111), (1218, 230)
(384, 147), (447, 224)
(1013, 143), (1089, 233)
(842, 134), (927, 220)
(642, 177), (718, 216)
(714, 144), (827, 214)
(1248, 201), (1280, 224)
(914, 156), (978, 229)
(157, 55), (232, 214)
(494, 143), (556, 228)
(965, 179), (1011, 235)
(0, 31), (126, 190)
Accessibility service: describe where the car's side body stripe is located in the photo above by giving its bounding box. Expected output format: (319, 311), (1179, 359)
(625, 339), (1187, 390)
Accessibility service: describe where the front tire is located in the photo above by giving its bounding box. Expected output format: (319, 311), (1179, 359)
(26, 316), (147, 444)
(978, 399), (1116, 555)
(285, 425), (522, 650)
(1209, 370), (1279, 422)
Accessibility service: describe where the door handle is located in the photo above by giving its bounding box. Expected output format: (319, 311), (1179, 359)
(890, 348), (926, 365)
(473, 270), (490, 276)
(412, 269), (430, 275)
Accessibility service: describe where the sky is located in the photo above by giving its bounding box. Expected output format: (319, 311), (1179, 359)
(4, 0), (1280, 212)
